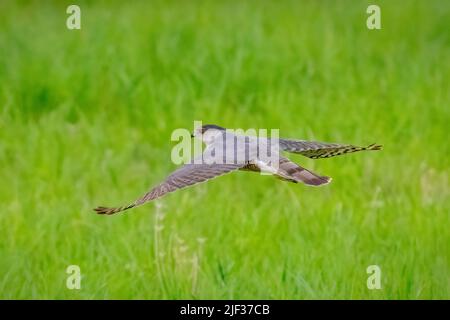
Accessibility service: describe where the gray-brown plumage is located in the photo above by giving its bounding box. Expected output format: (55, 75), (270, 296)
(94, 125), (381, 215)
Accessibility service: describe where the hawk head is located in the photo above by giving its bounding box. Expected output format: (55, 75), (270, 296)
(191, 124), (226, 144)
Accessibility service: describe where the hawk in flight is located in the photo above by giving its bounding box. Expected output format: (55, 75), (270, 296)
(95, 124), (381, 215)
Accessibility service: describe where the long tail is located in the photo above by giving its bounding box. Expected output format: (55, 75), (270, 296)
(319, 143), (382, 158)
(294, 142), (382, 159)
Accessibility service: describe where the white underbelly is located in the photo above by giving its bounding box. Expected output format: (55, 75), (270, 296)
(254, 160), (277, 175)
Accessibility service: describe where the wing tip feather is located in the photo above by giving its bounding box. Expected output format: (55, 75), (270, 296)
(93, 206), (116, 215)
(93, 204), (134, 215)
(302, 175), (332, 187)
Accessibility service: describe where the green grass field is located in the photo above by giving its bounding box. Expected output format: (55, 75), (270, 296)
(0, 0), (448, 299)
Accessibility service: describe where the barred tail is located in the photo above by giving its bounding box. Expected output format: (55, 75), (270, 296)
(363, 143), (382, 151)
(336, 143), (383, 155)
(303, 143), (382, 159)
(94, 203), (136, 215)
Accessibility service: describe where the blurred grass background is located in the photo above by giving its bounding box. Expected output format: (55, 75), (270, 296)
(0, 0), (448, 299)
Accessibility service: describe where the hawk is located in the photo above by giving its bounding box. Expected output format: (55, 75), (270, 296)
(94, 124), (381, 215)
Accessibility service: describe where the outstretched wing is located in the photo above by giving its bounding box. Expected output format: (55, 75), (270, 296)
(279, 139), (382, 159)
(94, 162), (243, 215)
